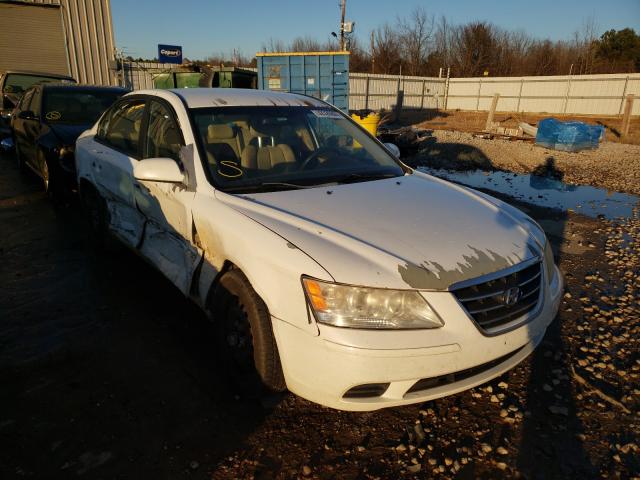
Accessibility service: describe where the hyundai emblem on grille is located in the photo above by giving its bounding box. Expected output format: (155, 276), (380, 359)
(502, 287), (521, 306)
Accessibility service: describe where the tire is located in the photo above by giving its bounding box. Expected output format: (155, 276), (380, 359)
(211, 269), (286, 394)
(80, 183), (111, 250)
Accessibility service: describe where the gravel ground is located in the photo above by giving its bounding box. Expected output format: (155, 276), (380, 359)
(405, 130), (640, 196)
(0, 152), (638, 479)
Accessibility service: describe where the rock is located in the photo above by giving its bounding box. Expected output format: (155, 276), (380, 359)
(490, 395), (499, 403)
(407, 464), (421, 473)
(189, 461), (199, 470)
(543, 384), (553, 392)
(549, 406), (569, 416)
(500, 409), (509, 418)
(496, 462), (508, 470)
(396, 444), (407, 452)
(444, 457), (453, 466)
(498, 381), (508, 389)
(496, 446), (508, 455)
(302, 465), (312, 476)
(481, 443), (493, 453)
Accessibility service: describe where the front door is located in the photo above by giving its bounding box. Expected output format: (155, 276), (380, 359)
(134, 99), (202, 294)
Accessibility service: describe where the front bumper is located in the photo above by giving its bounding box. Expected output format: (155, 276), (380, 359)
(273, 265), (563, 411)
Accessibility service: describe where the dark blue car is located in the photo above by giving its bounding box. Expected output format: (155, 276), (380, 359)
(11, 83), (128, 201)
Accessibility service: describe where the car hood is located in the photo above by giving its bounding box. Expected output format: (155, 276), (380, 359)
(219, 172), (544, 290)
(48, 124), (90, 145)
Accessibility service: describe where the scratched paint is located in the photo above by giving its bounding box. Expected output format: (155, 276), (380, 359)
(398, 246), (521, 290)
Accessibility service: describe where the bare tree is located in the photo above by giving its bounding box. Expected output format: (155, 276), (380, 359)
(396, 6), (435, 76)
(372, 23), (402, 74)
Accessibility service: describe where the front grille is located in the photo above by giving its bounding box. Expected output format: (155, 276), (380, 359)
(452, 261), (543, 333)
(405, 346), (524, 396)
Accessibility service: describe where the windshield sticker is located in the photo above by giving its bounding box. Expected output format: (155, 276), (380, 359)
(217, 160), (243, 178)
(45, 111), (61, 121)
(311, 109), (343, 120)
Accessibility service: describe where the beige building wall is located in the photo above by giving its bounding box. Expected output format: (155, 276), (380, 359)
(0, 0), (117, 85)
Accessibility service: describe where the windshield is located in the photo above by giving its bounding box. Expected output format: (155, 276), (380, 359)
(42, 89), (124, 125)
(191, 106), (404, 192)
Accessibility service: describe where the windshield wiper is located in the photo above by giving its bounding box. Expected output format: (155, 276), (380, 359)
(222, 181), (314, 193)
(331, 172), (401, 184)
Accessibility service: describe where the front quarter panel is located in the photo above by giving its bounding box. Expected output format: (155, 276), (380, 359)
(192, 190), (332, 336)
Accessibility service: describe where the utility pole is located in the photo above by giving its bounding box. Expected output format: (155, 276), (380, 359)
(339, 0), (346, 51)
(370, 30), (375, 74)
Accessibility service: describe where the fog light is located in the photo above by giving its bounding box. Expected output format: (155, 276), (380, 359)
(343, 383), (390, 398)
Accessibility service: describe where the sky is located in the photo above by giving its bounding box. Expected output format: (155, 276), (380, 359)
(111, 0), (640, 60)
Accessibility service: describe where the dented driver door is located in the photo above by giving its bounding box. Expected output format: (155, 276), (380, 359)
(133, 100), (202, 295)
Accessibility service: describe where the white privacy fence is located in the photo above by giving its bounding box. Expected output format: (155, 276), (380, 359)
(445, 74), (640, 116)
(352, 72), (640, 116)
(120, 61), (639, 116)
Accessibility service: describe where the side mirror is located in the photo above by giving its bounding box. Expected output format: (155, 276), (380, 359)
(1, 137), (14, 152)
(384, 142), (401, 158)
(133, 157), (184, 183)
(18, 110), (36, 120)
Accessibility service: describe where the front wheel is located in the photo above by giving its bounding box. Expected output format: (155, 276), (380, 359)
(210, 269), (286, 394)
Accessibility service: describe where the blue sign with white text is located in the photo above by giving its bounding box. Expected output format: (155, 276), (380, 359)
(158, 44), (182, 64)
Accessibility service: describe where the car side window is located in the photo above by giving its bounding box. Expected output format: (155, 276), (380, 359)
(102, 99), (145, 157)
(144, 100), (183, 162)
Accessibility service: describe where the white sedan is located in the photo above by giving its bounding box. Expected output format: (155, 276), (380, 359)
(75, 88), (563, 411)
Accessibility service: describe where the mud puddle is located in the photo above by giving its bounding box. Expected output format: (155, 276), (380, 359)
(420, 167), (640, 220)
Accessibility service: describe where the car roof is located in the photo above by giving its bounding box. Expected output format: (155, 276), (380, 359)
(39, 84), (129, 92)
(1, 70), (76, 81)
(131, 88), (329, 109)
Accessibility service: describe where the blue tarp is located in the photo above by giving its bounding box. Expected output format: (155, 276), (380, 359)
(535, 118), (604, 152)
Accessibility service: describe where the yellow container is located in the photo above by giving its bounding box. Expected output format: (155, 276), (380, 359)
(351, 112), (381, 137)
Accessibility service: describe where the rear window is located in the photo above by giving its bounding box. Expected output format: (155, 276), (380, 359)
(43, 89), (125, 125)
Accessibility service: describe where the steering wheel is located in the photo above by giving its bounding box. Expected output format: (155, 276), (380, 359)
(299, 147), (342, 171)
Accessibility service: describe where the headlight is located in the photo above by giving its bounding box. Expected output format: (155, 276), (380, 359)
(544, 240), (556, 283)
(302, 277), (444, 330)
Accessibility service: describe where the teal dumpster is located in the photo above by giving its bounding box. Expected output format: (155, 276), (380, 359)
(256, 51), (349, 111)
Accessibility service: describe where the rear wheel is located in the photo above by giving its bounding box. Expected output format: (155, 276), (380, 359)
(211, 269), (286, 394)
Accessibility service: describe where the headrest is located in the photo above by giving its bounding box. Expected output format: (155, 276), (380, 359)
(208, 124), (235, 141)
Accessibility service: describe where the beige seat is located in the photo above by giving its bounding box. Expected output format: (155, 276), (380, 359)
(240, 144), (296, 170)
(206, 124), (241, 164)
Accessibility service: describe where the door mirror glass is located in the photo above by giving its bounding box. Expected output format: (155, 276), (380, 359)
(133, 157), (184, 183)
(384, 143), (401, 158)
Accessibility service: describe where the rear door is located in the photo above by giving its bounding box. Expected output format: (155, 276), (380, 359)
(134, 99), (201, 294)
(91, 98), (147, 248)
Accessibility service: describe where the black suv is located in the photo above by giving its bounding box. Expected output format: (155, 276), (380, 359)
(12, 83), (128, 200)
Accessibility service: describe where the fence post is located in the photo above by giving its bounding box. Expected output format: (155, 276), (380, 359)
(420, 79), (426, 110)
(563, 75), (572, 114)
(621, 94), (635, 138)
(443, 69), (450, 110)
(619, 75), (630, 115)
(394, 75), (404, 121)
(476, 77), (482, 111)
(485, 94), (500, 131)
(516, 78), (524, 112)
(364, 75), (370, 111)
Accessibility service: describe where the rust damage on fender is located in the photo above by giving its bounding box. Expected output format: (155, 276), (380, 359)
(398, 246), (522, 290)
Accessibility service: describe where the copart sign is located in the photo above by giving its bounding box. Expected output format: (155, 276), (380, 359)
(158, 44), (183, 64)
